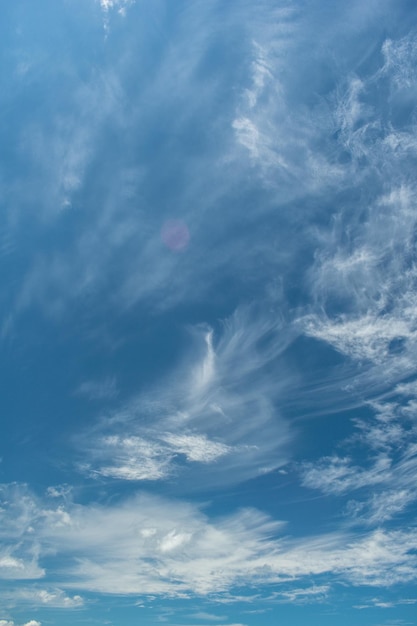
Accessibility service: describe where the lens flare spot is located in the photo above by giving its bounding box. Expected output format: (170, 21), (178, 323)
(161, 219), (190, 252)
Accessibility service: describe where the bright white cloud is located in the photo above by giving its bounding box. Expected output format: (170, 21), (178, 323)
(303, 67), (417, 382)
(190, 613), (226, 621)
(0, 554), (44, 581)
(2, 588), (83, 609)
(293, 30), (417, 408)
(272, 584), (330, 604)
(300, 394), (417, 526)
(301, 454), (392, 495)
(99, 0), (135, 27)
(162, 433), (231, 463)
(381, 34), (417, 89)
(99, 0), (132, 11)
(80, 308), (296, 487)
(1, 484), (417, 602)
(88, 435), (172, 481)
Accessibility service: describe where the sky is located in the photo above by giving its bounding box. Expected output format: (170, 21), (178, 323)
(1, 0), (417, 625)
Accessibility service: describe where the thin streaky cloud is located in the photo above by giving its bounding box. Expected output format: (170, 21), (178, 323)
(300, 395), (417, 525)
(79, 308), (297, 488)
(1, 485), (417, 602)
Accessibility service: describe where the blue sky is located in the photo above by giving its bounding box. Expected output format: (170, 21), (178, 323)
(1, 0), (417, 624)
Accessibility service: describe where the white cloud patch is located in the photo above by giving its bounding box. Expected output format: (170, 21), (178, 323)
(272, 584), (330, 604)
(301, 35), (417, 396)
(354, 596), (417, 610)
(300, 392), (417, 525)
(381, 34), (417, 90)
(1, 588), (83, 609)
(1, 484), (417, 602)
(0, 622), (43, 626)
(190, 613), (226, 621)
(301, 454), (392, 495)
(0, 553), (44, 581)
(80, 308), (297, 487)
(88, 435), (172, 481)
(99, 0), (134, 12)
(162, 433), (231, 463)
(232, 17), (346, 193)
(98, 0), (135, 31)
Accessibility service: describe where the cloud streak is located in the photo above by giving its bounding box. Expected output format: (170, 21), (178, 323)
(300, 390), (417, 526)
(79, 308), (297, 488)
(1, 484), (417, 605)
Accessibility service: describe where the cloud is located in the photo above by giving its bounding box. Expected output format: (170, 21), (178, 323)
(190, 613), (226, 621)
(161, 433), (231, 464)
(1, 484), (417, 605)
(301, 454), (392, 495)
(354, 596), (417, 610)
(98, 0), (136, 32)
(99, 0), (134, 14)
(0, 554), (44, 581)
(2, 1), (415, 356)
(0, 0), (307, 339)
(87, 435), (172, 481)
(271, 584), (330, 604)
(380, 34), (417, 90)
(1, 2), (417, 625)
(1, 588), (83, 609)
(79, 308), (297, 488)
(300, 392), (417, 525)
(300, 32), (417, 395)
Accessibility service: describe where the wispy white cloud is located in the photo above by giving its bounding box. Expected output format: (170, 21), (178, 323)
(0, 0), (325, 339)
(0, 622), (43, 626)
(0, 554), (44, 581)
(99, 0), (131, 9)
(161, 433), (231, 464)
(354, 596), (417, 610)
(2, 588), (83, 608)
(190, 613), (226, 622)
(1, 484), (417, 605)
(301, 33), (417, 387)
(380, 34), (417, 90)
(87, 435), (172, 481)
(271, 584), (330, 604)
(1, 1), (417, 624)
(301, 453), (393, 495)
(98, 0), (136, 32)
(79, 308), (296, 487)
(3, 2), (415, 354)
(300, 392), (417, 525)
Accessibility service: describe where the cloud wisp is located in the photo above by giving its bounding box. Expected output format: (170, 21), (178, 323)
(301, 389), (417, 526)
(79, 308), (297, 488)
(301, 33), (417, 394)
(1, 484), (417, 606)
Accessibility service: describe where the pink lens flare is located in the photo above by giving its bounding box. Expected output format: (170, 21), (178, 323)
(161, 219), (190, 252)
